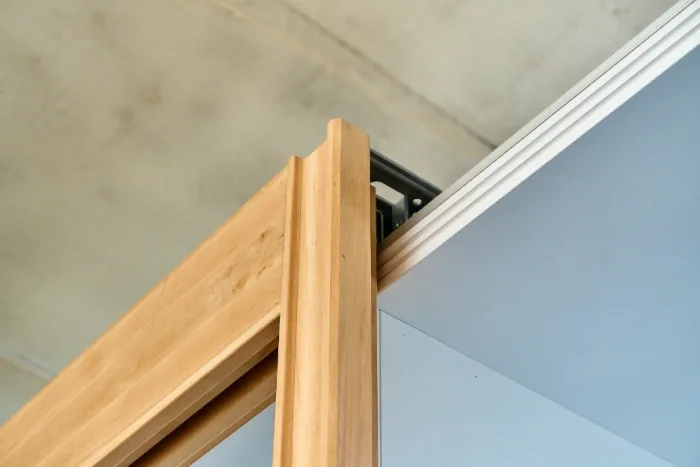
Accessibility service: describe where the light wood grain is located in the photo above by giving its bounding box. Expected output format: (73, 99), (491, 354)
(273, 119), (378, 467)
(2, 119), (380, 466)
(369, 188), (379, 464)
(0, 170), (288, 467)
(136, 352), (278, 467)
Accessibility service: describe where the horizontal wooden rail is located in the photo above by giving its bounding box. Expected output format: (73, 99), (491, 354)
(0, 170), (288, 466)
(136, 352), (278, 466)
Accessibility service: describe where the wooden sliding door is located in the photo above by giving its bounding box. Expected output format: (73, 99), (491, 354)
(0, 119), (378, 467)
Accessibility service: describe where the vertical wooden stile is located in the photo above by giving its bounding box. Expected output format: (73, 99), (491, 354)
(273, 119), (378, 467)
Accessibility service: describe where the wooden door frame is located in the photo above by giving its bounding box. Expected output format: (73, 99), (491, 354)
(0, 119), (378, 467)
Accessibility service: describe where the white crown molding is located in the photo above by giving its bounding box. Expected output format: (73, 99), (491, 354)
(378, 0), (700, 290)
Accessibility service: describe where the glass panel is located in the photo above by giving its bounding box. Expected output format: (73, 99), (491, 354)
(195, 405), (275, 467)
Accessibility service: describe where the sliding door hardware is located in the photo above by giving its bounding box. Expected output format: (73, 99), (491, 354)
(370, 149), (441, 244)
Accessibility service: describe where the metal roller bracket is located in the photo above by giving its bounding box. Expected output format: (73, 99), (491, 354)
(370, 149), (441, 244)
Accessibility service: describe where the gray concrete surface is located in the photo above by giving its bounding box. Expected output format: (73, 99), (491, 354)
(0, 0), (675, 422)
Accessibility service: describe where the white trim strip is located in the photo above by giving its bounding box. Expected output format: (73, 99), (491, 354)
(377, 0), (700, 290)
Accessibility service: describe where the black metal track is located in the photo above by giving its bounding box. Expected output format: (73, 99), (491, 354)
(370, 149), (441, 243)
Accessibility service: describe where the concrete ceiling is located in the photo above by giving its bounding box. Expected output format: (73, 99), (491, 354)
(0, 0), (675, 423)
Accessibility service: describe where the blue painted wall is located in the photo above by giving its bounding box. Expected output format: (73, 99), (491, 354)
(379, 47), (700, 467)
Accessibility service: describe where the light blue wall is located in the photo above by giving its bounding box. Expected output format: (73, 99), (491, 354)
(379, 47), (700, 467)
(379, 314), (670, 467)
